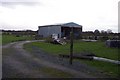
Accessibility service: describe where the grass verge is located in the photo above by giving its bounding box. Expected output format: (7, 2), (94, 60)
(2, 34), (34, 45)
(40, 67), (74, 78)
(24, 41), (119, 77)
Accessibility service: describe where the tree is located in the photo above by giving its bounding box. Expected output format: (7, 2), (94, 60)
(94, 29), (100, 36)
(101, 30), (108, 36)
(100, 30), (108, 41)
(107, 29), (112, 34)
(94, 29), (100, 40)
(101, 30), (105, 33)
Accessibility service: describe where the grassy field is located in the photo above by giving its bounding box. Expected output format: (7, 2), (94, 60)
(24, 41), (119, 77)
(2, 34), (34, 45)
(0, 34), (2, 45)
(24, 41), (118, 60)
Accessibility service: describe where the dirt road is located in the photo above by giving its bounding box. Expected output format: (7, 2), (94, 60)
(2, 40), (111, 78)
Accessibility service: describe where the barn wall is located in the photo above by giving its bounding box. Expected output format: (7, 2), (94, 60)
(38, 26), (61, 38)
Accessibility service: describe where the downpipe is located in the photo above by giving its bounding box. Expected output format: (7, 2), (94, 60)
(93, 57), (120, 65)
(59, 54), (120, 64)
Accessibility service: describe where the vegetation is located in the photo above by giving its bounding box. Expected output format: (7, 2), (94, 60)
(24, 41), (118, 60)
(0, 34), (2, 45)
(2, 34), (34, 45)
(24, 41), (119, 77)
(40, 67), (74, 78)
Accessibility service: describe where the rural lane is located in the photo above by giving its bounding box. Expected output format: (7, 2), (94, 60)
(2, 40), (111, 78)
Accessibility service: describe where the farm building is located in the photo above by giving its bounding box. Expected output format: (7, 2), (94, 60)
(38, 22), (82, 39)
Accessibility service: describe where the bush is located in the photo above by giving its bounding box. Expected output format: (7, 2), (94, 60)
(45, 37), (53, 43)
(99, 36), (108, 41)
(15, 35), (21, 37)
(34, 35), (43, 40)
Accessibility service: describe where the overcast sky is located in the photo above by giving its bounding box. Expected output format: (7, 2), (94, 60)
(0, 0), (119, 32)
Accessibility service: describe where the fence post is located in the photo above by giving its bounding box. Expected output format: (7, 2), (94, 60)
(70, 27), (73, 65)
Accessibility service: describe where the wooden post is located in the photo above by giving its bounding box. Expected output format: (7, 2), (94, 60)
(70, 27), (73, 65)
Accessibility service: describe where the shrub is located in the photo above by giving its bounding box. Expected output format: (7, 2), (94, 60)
(99, 36), (108, 41)
(45, 37), (53, 43)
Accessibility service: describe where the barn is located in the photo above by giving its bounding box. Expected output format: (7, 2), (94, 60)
(38, 22), (82, 39)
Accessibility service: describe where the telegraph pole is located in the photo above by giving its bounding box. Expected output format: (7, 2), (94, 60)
(70, 27), (73, 65)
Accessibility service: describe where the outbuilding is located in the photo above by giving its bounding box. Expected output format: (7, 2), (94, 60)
(38, 22), (82, 39)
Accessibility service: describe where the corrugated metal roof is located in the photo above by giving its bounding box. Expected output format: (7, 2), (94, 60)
(62, 22), (82, 27)
(39, 22), (82, 28)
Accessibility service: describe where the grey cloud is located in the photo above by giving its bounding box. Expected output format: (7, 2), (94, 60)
(0, 0), (41, 8)
(0, 0), (40, 2)
(1, 2), (41, 6)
